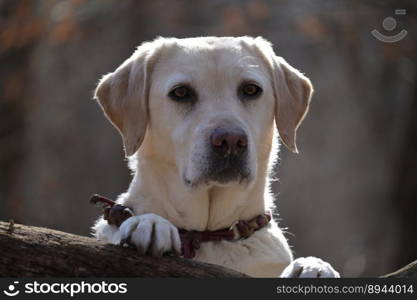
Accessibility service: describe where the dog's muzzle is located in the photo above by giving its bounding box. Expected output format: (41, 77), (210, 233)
(206, 127), (250, 183)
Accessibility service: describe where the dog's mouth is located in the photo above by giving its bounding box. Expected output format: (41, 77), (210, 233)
(184, 154), (251, 188)
(207, 155), (250, 183)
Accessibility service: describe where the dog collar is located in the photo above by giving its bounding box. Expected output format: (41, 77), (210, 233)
(90, 194), (271, 259)
(178, 212), (271, 258)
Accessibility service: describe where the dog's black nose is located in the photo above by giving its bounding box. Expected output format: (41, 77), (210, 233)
(210, 127), (248, 157)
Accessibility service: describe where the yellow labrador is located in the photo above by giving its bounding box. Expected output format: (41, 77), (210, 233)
(92, 36), (339, 278)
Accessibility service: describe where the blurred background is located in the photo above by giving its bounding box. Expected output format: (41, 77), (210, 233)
(1, 0), (416, 277)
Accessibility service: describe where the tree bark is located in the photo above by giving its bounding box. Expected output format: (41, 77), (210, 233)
(0, 221), (247, 277)
(1, 220), (416, 278)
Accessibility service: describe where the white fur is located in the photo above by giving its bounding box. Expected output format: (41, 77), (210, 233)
(281, 257), (341, 278)
(92, 36), (339, 278)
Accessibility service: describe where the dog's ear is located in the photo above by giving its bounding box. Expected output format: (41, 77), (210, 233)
(95, 44), (157, 157)
(271, 56), (313, 153)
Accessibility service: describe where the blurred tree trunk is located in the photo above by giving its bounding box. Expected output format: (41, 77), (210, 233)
(0, 0), (41, 221)
(394, 74), (417, 269)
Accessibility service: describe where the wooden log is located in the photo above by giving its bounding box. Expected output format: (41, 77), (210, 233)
(1, 220), (416, 278)
(0, 221), (247, 277)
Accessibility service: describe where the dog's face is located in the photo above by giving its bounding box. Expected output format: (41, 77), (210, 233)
(148, 39), (276, 187)
(95, 37), (312, 188)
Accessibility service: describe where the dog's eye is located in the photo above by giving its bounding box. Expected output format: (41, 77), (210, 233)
(169, 86), (194, 102)
(239, 83), (262, 99)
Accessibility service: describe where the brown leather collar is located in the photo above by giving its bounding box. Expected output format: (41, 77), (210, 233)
(90, 194), (271, 259)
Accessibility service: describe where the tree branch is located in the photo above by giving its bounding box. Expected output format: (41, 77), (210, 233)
(1, 221), (416, 277)
(0, 221), (246, 277)
(381, 260), (417, 278)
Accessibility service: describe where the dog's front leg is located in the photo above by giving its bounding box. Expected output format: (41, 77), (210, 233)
(280, 256), (340, 278)
(93, 214), (182, 257)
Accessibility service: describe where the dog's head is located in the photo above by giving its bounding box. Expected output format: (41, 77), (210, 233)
(95, 37), (312, 188)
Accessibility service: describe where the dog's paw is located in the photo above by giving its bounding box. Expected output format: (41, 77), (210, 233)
(280, 256), (340, 278)
(119, 213), (181, 257)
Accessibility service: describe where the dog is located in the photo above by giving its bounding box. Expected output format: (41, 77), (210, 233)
(92, 36), (340, 278)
